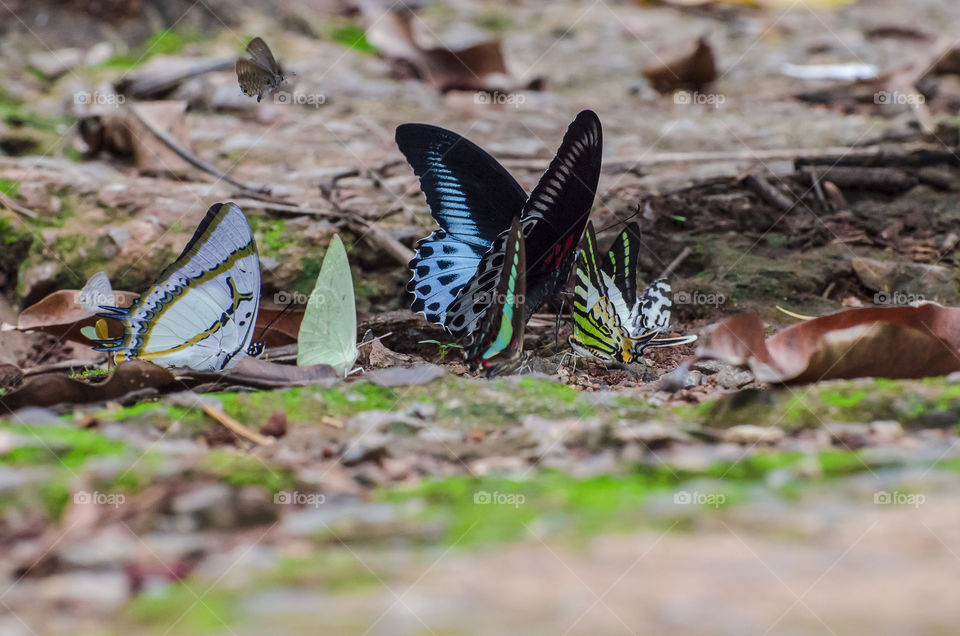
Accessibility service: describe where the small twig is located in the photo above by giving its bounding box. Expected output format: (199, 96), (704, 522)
(22, 358), (107, 377)
(357, 332), (393, 348)
(0, 191), (38, 219)
(743, 174), (796, 212)
(129, 104), (271, 195)
(659, 247), (692, 279)
(232, 197), (349, 220)
(321, 415), (344, 429)
(201, 403), (274, 446)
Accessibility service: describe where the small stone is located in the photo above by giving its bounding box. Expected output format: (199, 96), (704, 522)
(818, 422), (870, 449)
(690, 359), (724, 375)
(34, 571), (129, 612)
(717, 366), (755, 389)
(339, 431), (392, 465)
(869, 420), (903, 444)
(28, 48), (84, 78)
(171, 483), (234, 529)
(723, 425), (785, 445)
(261, 411), (287, 438)
(345, 410), (422, 435)
(614, 421), (694, 445)
(408, 401), (436, 420)
(108, 225), (131, 246)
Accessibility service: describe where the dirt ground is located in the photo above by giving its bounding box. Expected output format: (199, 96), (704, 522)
(2, 0), (960, 633)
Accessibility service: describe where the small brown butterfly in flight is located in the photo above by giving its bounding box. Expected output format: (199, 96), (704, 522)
(236, 37), (291, 102)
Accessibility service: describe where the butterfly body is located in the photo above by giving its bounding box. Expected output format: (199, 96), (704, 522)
(92, 202), (260, 370)
(466, 218), (527, 377)
(236, 37), (288, 102)
(398, 111), (602, 342)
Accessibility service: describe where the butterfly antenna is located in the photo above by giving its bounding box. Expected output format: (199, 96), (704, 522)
(253, 298), (296, 345)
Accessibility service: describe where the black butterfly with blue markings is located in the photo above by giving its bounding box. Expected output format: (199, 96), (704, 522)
(397, 110), (602, 341)
(465, 217), (527, 377)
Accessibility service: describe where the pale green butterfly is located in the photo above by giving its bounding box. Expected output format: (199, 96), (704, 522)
(296, 234), (358, 376)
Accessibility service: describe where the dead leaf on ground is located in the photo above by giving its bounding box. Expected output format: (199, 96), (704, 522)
(360, 2), (538, 92)
(177, 356), (338, 389)
(17, 288), (139, 342)
(76, 101), (195, 177)
(643, 36), (716, 94)
(697, 305), (960, 385)
(0, 360), (176, 411)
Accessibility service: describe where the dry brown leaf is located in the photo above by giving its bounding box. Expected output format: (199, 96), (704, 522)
(0, 360), (176, 411)
(697, 305), (960, 385)
(643, 36), (717, 94)
(17, 288), (139, 342)
(361, 2), (533, 92)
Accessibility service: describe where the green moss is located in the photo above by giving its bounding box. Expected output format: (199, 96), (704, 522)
(0, 179), (19, 199)
(477, 12), (513, 32)
(0, 424), (128, 468)
(263, 554), (380, 591)
(250, 217), (288, 257)
(383, 449), (918, 546)
(202, 451), (297, 494)
(331, 24), (378, 54)
(128, 583), (237, 633)
(99, 29), (198, 70)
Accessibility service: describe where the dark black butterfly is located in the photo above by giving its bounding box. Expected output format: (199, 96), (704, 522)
(465, 217), (526, 377)
(236, 37), (288, 102)
(397, 110), (602, 341)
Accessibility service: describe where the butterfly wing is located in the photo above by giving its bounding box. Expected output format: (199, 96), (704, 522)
(246, 37), (280, 74)
(466, 218), (526, 377)
(93, 202), (260, 370)
(602, 221), (640, 308)
(296, 234), (358, 377)
(236, 58), (274, 99)
(397, 123), (527, 325)
(631, 278), (698, 351)
(79, 271), (115, 313)
(445, 110), (602, 337)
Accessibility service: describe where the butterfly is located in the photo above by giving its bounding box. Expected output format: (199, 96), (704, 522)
(397, 110), (602, 343)
(570, 221), (696, 364)
(465, 217), (527, 377)
(600, 221), (695, 349)
(296, 234), (358, 377)
(236, 37), (288, 102)
(89, 202), (261, 370)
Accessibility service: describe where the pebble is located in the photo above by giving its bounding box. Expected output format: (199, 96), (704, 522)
(723, 425), (785, 445)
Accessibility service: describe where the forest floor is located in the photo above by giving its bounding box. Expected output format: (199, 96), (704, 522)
(2, 0), (960, 633)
